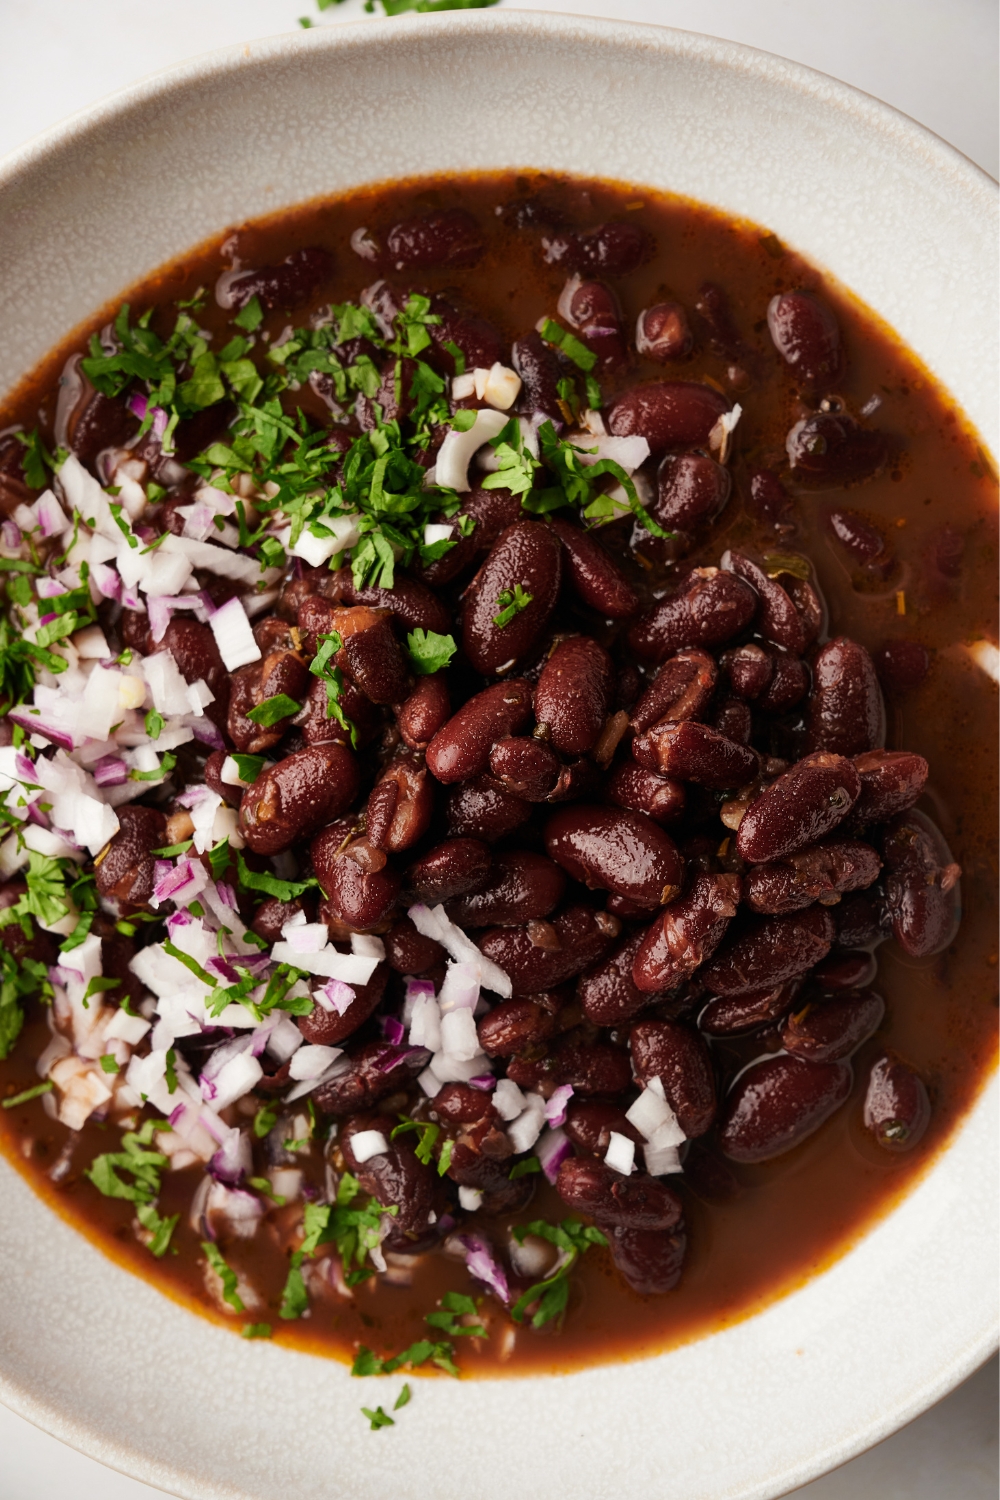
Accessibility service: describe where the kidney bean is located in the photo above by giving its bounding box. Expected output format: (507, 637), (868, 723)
(397, 674), (450, 750)
(314, 840), (401, 930)
(757, 652), (810, 713)
(227, 649), (309, 754)
(719, 1053), (852, 1162)
(239, 743), (359, 856)
(314, 1041), (428, 1115)
(721, 552), (804, 654)
(630, 649), (717, 734)
(427, 295), (505, 376)
(404, 841), (491, 909)
(477, 996), (561, 1057)
(341, 1113), (443, 1250)
(488, 736), (560, 801)
(543, 219), (652, 276)
(785, 575), (825, 644)
(384, 916), (445, 975)
(383, 208), (483, 269)
(804, 637), (886, 758)
(545, 805), (683, 908)
(330, 608), (409, 706)
(632, 873), (742, 994)
(863, 1053), (931, 1152)
(576, 929), (656, 1025)
(216, 245), (332, 311)
(546, 756), (604, 805)
(426, 679), (533, 784)
(507, 330), (564, 422)
(736, 752), (860, 863)
(654, 452), (732, 539)
(447, 850), (565, 928)
(564, 1100), (644, 1157)
(420, 487), (523, 590)
(300, 673), (381, 750)
(874, 639), (931, 696)
(299, 963), (389, 1047)
(556, 1157), (682, 1231)
(747, 465), (794, 529)
(605, 763), (685, 827)
(787, 411), (889, 486)
(712, 697), (754, 745)
(368, 759), (434, 854)
(627, 569), (758, 663)
(432, 1082), (498, 1126)
(162, 617), (230, 720)
(636, 301), (693, 362)
(699, 980), (801, 1036)
(608, 382), (729, 457)
(251, 894), (311, 945)
(508, 1036), (632, 1096)
(692, 281), (744, 359)
(630, 1018), (717, 1136)
(544, 515), (639, 618)
(827, 508), (893, 575)
(322, 570), (452, 636)
(701, 906), (836, 995)
(781, 988), (884, 1062)
(607, 1224), (687, 1295)
(446, 776), (532, 841)
(633, 720), (760, 792)
(478, 903), (620, 995)
(767, 290), (843, 389)
(745, 838), (882, 916)
(835, 892), (890, 951)
(534, 636), (614, 756)
(94, 806), (167, 905)
(882, 809), (961, 958)
(811, 949), (878, 991)
(722, 643), (773, 701)
(851, 750), (928, 825)
(461, 521), (563, 675)
(562, 279), (627, 366)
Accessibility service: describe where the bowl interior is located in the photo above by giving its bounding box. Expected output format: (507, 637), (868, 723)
(0, 14), (996, 1500)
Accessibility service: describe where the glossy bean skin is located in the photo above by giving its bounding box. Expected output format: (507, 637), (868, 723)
(608, 382), (729, 457)
(722, 643), (773, 701)
(203, 748), (244, 809)
(766, 290), (843, 389)
(828, 509), (894, 576)
(508, 1037), (632, 1096)
(446, 776), (532, 840)
(724, 551), (810, 655)
(488, 736), (560, 801)
(313, 1042), (428, 1116)
(757, 652), (810, 713)
(803, 637), (886, 757)
(699, 980), (801, 1037)
(215, 246), (332, 311)
(318, 852), (401, 931)
(654, 453), (732, 537)
(301, 673), (380, 752)
(336, 611), (409, 706)
(606, 1225), (687, 1296)
(161, 617), (230, 726)
(227, 647), (310, 753)
(426, 679), (534, 784)
(636, 301), (693, 362)
(511, 331), (564, 422)
(630, 648), (717, 734)
(477, 996), (561, 1057)
(341, 1113), (443, 1251)
(873, 639), (931, 697)
(780, 988), (884, 1062)
(564, 1100), (644, 1156)
(251, 895), (311, 945)
(835, 892), (890, 950)
(627, 570), (758, 663)
(534, 636), (614, 755)
(239, 743), (360, 855)
(366, 759), (434, 853)
(299, 963), (389, 1046)
(851, 750), (928, 825)
(718, 1054), (853, 1162)
(418, 486), (523, 588)
(397, 674), (451, 750)
(461, 521), (562, 676)
(632, 873), (742, 993)
(787, 412), (889, 487)
(605, 762), (685, 827)
(94, 806), (167, 905)
(882, 809), (962, 957)
(545, 805), (684, 908)
(478, 903), (620, 995)
(555, 1157), (683, 1231)
(747, 465), (794, 529)
(560, 278), (627, 367)
(447, 850), (566, 927)
(711, 697), (754, 745)
(736, 752), (860, 863)
(545, 516), (639, 618)
(427, 295), (505, 377)
(630, 1018), (717, 1136)
(811, 949), (878, 991)
(384, 916), (444, 974)
(577, 929), (658, 1025)
(385, 208), (484, 269)
(700, 907), (836, 995)
(322, 571), (452, 636)
(633, 720), (760, 791)
(863, 1053), (931, 1152)
(544, 219), (652, 276)
(744, 838), (882, 915)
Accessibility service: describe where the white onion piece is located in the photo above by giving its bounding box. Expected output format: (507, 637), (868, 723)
(604, 1131), (636, 1176)
(439, 1007), (480, 1062)
(350, 932), (386, 961)
(269, 943), (379, 984)
(407, 902), (511, 998)
(451, 373), (476, 400)
(437, 960), (480, 1013)
(507, 1092), (546, 1153)
(264, 1013), (304, 1064)
(408, 993), (442, 1053)
(423, 522), (454, 547)
(493, 1078), (527, 1122)
(537, 1125), (572, 1184)
(103, 1009), (151, 1046)
(434, 409), (508, 493)
(209, 596), (261, 671)
(160, 533), (261, 584)
(458, 1186), (483, 1212)
(288, 1044), (343, 1081)
(203, 1050), (263, 1110)
(350, 1129), (389, 1164)
(281, 921), (330, 954)
(625, 1085), (685, 1145)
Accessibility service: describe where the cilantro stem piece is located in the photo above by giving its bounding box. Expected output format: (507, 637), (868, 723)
(235, 850), (318, 903)
(242, 1323), (273, 1339)
(361, 1405), (394, 1430)
(2, 1080), (53, 1109)
(492, 584), (533, 628)
(202, 1241), (245, 1312)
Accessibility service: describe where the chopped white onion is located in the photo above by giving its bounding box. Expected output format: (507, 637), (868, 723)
(350, 1129), (389, 1164)
(439, 1007), (481, 1062)
(458, 1186), (484, 1212)
(433, 408), (509, 493)
(289, 1044), (343, 1081)
(408, 993), (442, 1053)
(625, 1084), (684, 1144)
(209, 596), (261, 671)
(604, 1131), (636, 1176)
(269, 943), (379, 984)
(493, 1078), (527, 1122)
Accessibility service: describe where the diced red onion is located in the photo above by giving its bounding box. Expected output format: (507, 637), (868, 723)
(537, 1126), (572, 1185)
(381, 1015), (405, 1045)
(249, 1015), (279, 1057)
(206, 955), (240, 985)
(373, 1044), (430, 1076)
(93, 755), (128, 788)
(128, 392), (149, 422)
(7, 707), (76, 750)
(544, 1084), (574, 1128)
(1, 520), (21, 549)
(200, 1034), (253, 1086)
(91, 562), (121, 601)
(458, 1233), (510, 1305)
(121, 586), (143, 611)
(36, 577), (67, 599)
(468, 1074), (496, 1092)
(152, 855), (209, 908)
(404, 977), (436, 1004)
(215, 881), (238, 911)
(209, 1127), (252, 1186)
(315, 977), (356, 1015)
(38, 612), (57, 627)
(187, 716), (226, 751)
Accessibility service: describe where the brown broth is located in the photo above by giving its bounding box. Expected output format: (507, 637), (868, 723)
(0, 172), (996, 1377)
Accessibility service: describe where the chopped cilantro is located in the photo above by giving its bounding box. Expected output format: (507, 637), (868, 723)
(242, 1322), (273, 1339)
(279, 1250), (309, 1320)
(2, 1080), (54, 1109)
(86, 1120), (170, 1205)
(230, 752), (266, 784)
(405, 628), (456, 675)
(436, 1136), (454, 1177)
(128, 750), (177, 783)
(390, 1117), (441, 1166)
(492, 584), (533, 628)
(539, 316), (597, 373)
(207, 837), (231, 880)
(246, 693), (301, 727)
(297, 1177), (397, 1283)
(361, 1405), (394, 1430)
(249, 1175), (286, 1205)
(144, 709), (165, 740)
(394, 1383), (411, 1410)
(509, 1218), (607, 1329)
(425, 1290), (487, 1339)
(202, 1241), (245, 1312)
(99, 1054), (120, 1075)
(233, 296), (264, 332)
(351, 1338), (459, 1378)
(509, 1155), (541, 1179)
(151, 841), (193, 857)
(253, 1101), (279, 1139)
(235, 849), (318, 903)
(136, 1201), (179, 1257)
(308, 631), (357, 745)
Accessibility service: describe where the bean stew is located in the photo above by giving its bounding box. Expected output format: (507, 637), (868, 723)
(0, 172), (995, 1379)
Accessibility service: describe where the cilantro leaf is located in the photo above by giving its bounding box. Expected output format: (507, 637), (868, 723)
(351, 1338), (459, 1378)
(230, 753), (266, 784)
(492, 584), (533, 628)
(279, 1250), (309, 1320)
(405, 628), (456, 675)
(136, 1201), (179, 1258)
(361, 1405), (394, 1430)
(242, 1322), (273, 1339)
(2, 1080), (54, 1109)
(235, 850), (318, 903)
(509, 1217), (608, 1329)
(424, 1290), (487, 1339)
(202, 1241), (245, 1311)
(86, 1120), (170, 1206)
(245, 693), (301, 727)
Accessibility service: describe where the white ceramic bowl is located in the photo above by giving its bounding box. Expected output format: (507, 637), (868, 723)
(0, 14), (996, 1500)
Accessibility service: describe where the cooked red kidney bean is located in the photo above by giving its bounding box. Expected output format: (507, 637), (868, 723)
(784, 575), (825, 645)
(632, 873), (742, 994)
(427, 295), (504, 376)
(692, 280), (744, 359)
(577, 928), (656, 1025)
(722, 643), (773, 701)
(744, 837), (882, 915)
(433, 1082), (499, 1125)
(239, 743), (360, 855)
(299, 963), (389, 1046)
(606, 1225), (686, 1295)
(559, 278), (626, 366)
(367, 759), (433, 853)
(701, 906), (836, 995)
(736, 752), (860, 863)
(787, 411), (889, 486)
(534, 635), (614, 755)
(828, 508), (894, 576)
(447, 850), (565, 927)
(227, 648), (309, 753)
(605, 763), (685, 827)
(477, 995), (561, 1057)
(862, 1053), (931, 1152)
(633, 720), (760, 791)
(556, 1157), (683, 1231)
(314, 1041), (427, 1116)
(811, 949), (877, 991)
(316, 844), (401, 930)
(711, 696), (754, 745)
(653, 452), (731, 537)
(446, 776), (532, 840)
(419, 486), (523, 589)
(723, 551), (810, 655)
(544, 220), (651, 276)
(804, 637), (886, 757)
(324, 571), (451, 635)
(882, 809), (961, 957)
(630, 1018), (717, 1136)
(334, 611), (409, 706)
(636, 301), (693, 362)
(699, 979), (801, 1036)
(719, 1054), (853, 1162)
(509, 1036), (632, 1096)
(511, 331), (564, 421)
(835, 891), (890, 950)
(747, 465), (794, 529)
(608, 382), (729, 457)
(757, 652), (810, 713)
(251, 894), (311, 945)
(488, 735), (560, 801)
(461, 521), (562, 675)
(547, 757), (603, 804)
(94, 805), (167, 905)
(545, 515), (639, 619)
(478, 903), (619, 995)
(781, 988), (884, 1062)
(341, 1113), (443, 1250)
(767, 290), (843, 389)
(630, 648), (717, 734)
(216, 246), (332, 311)
(384, 916), (444, 974)
(873, 639), (931, 696)
(300, 673), (381, 750)
(426, 679), (533, 784)
(851, 750), (928, 825)
(397, 674), (451, 750)
(161, 617), (229, 721)
(627, 569), (757, 662)
(564, 1100), (644, 1156)
(384, 208), (483, 269)
(545, 805), (683, 908)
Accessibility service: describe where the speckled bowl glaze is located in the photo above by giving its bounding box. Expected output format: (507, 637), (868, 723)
(0, 13), (996, 1500)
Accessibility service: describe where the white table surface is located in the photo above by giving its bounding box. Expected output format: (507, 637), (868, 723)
(0, 1), (996, 1495)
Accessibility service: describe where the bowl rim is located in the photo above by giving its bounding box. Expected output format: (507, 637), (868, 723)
(0, 12), (996, 1500)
